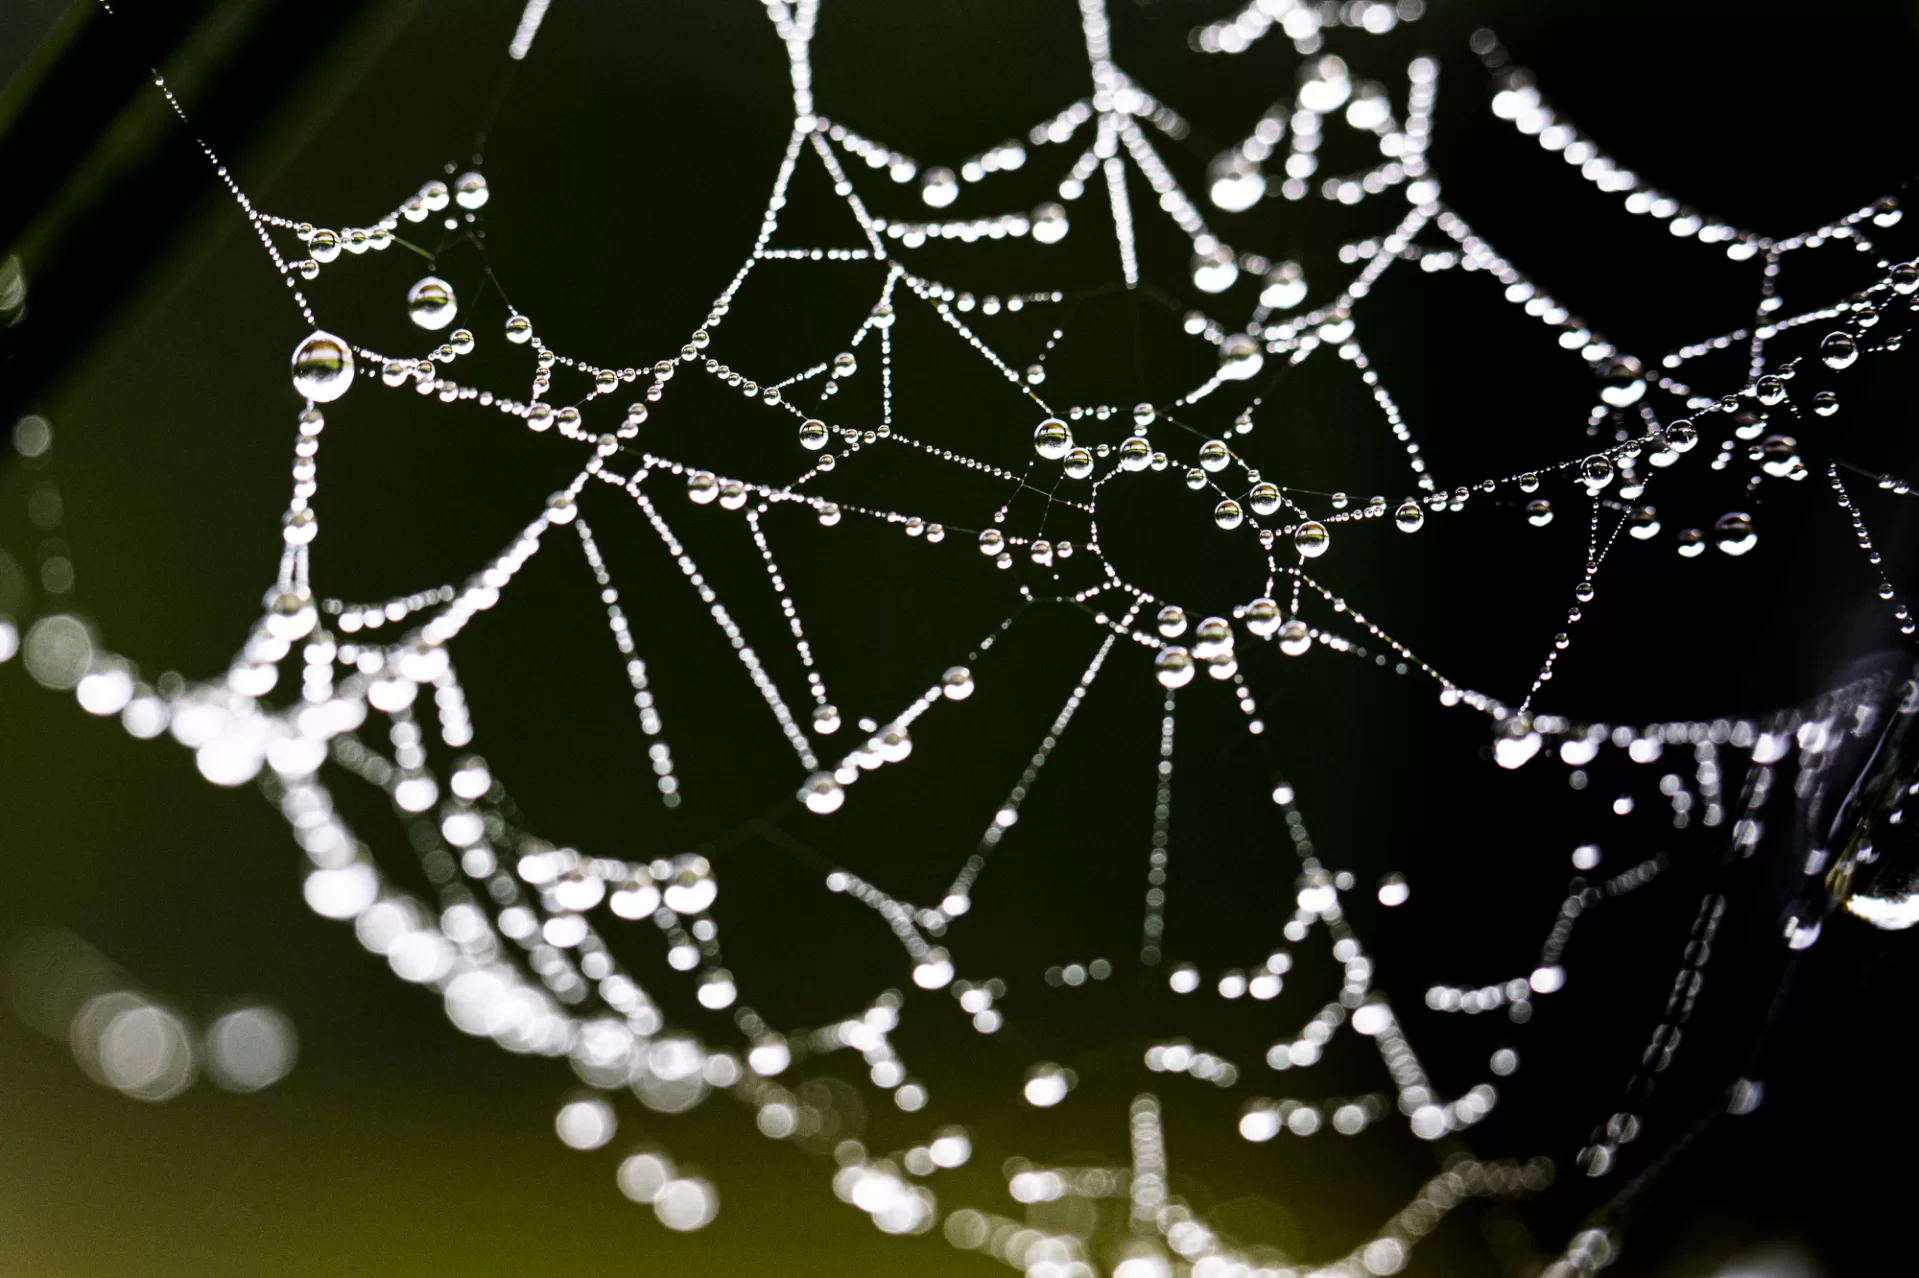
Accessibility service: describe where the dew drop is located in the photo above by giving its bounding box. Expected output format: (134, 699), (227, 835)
(1033, 418), (1072, 461)
(1821, 331), (1858, 370)
(1677, 527), (1705, 557)
(1245, 597), (1281, 637)
(1394, 500), (1424, 533)
(1527, 499), (1554, 527)
(1214, 499), (1245, 531)
(832, 351), (857, 378)
(1198, 439), (1231, 472)
(1031, 202), (1070, 244)
(1063, 448), (1093, 479)
(407, 276), (457, 331)
(1218, 333), (1264, 381)
(1277, 619), (1312, 655)
(799, 419), (830, 450)
(1581, 455), (1615, 490)
(1156, 605), (1187, 638)
(1713, 511), (1757, 556)
(1249, 483), (1281, 516)
(1294, 521), (1329, 558)
(1755, 375), (1786, 406)
(291, 331), (354, 402)
(1155, 646), (1195, 688)
(453, 171), (490, 210)
(1118, 437), (1153, 472)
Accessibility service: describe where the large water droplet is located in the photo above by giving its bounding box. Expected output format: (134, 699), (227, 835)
(1713, 511), (1756, 556)
(799, 419), (829, 450)
(1394, 500), (1424, 533)
(1155, 646), (1195, 688)
(1218, 334), (1263, 381)
(1599, 356), (1645, 407)
(921, 167), (959, 208)
(1192, 246), (1239, 294)
(1214, 499), (1244, 530)
(1034, 418), (1072, 460)
(1294, 521), (1329, 558)
(687, 472), (718, 504)
(1245, 597), (1280, 636)
(1208, 153), (1265, 212)
(1118, 437), (1152, 472)
(1197, 440), (1231, 472)
(1031, 203), (1069, 245)
(1156, 605), (1187, 638)
(291, 331), (354, 402)
(454, 171), (490, 209)
(1821, 331), (1858, 370)
(1627, 506), (1661, 539)
(1063, 448), (1093, 479)
(1277, 620), (1311, 655)
(1581, 455), (1615, 490)
(408, 276), (458, 331)
(1249, 483), (1281, 516)
(1676, 528), (1705, 557)
(1755, 375), (1786, 405)
(1664, 420), (1697, 452)
(1526, 500), (1554, 527)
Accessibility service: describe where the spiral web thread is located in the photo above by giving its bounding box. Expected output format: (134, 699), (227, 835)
(6, 0), (1919, 1274)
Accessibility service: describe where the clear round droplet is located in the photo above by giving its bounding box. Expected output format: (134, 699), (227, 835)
(291, 331), (354, 402)
(1713, 511), (1757, 556)
(799, 419), (829, 450)
(1294, 521), (1330, 558)
(1033, 418), (1072, 461)
(1155, 646), (1195, 688)
(1821, 331), (1858, 370)
(1394, 500), (1424, 533)
(407, 276), (458, 331)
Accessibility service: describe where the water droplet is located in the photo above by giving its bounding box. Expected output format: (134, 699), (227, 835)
(1527, 500), (1554, 527)
(1394, 500), (1424, 533)
(1218, 333), (1263, 381)
(687, 472), (719, 504)
(812, 704), (841, 734)
(800, 773), (844, 814)
(1133, 402), (1156, 429)
(870, 303), (895, 330)
(407, 276), (457, 331)
(307, 229), (340, 263)
(1245, 598), (1281, 636)
(1155, 647), (1195, 688)
(799, 419), (829, 450)
(921, 167), (959, 209)
(1821, 331), (1858, 370)
(1813, 390), (1840, 417)
(1664, 419), (1697, 453)
(1198, 439), (1231, 472)
(1118, 437), (1152, 472)
(1581, 455), (1615, 490)
(978, 529), (1004, 556)
(1031, 202), (1069, 244)
(1518, 473), (1540, 493)
(1294, 521), (1329, 558)
(1183, 467), (1208, 491)
(1713, 511), (1757, 556)
(1214, 499), (1244, 530)
(1156, 605), (1187, 638)
(1627, 506), (1661, 539)
(941, 666), (975, 700)
(454, 171), (490, 209)
(1034, 418), (1072, 460)
(1760, 434), (1800, 477)
(1599, 356), (1645, 407)
(832, 351), (857, 378)
(291, 331), (354, 402)
(1755, 375), (1786, 405)
(1249, 483), (1281, 516)
(1208, 152), (1266, 212)
(1891, 261), (1919, 295)
(1063, 448), (1093, 479)
(1192, 245), (1239, 293)
(1277, 620), (1312, 655)
(1677, 527), (1705, 557)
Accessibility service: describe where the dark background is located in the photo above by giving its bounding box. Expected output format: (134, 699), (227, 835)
(2, 1), (1918, 1274)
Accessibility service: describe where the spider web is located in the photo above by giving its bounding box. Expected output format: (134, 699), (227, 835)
(5, 0), (1919, 1275)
